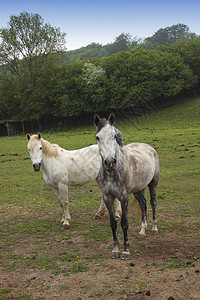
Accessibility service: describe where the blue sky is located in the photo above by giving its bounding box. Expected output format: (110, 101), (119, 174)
(1, 0), (200, 50)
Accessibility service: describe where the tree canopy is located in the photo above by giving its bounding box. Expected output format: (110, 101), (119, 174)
(65, 23), (198, 62)
(0, 14), (199, 125)
(143, 24), (192, 49)
(0, 12), (66, 121)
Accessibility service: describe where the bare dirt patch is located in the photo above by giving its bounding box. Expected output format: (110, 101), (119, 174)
(1, 210), (200, 300)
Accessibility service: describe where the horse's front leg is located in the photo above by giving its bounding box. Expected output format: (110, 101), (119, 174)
(134, 190), (147, 236)
(53, 184), (71, 229)
(104, 196), (120, 259)
(120, 196), (130, 260)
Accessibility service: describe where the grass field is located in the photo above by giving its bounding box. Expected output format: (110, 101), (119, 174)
(0, 97), (200, 299)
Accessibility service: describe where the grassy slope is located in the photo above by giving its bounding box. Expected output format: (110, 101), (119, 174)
(0, 96), (200, 299)
(0, 96), (199, 230)
(1, 97), (199, 212)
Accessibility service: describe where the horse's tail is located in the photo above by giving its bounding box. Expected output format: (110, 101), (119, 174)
(129, 187), (147, 222)
(129, 197), (142, 222)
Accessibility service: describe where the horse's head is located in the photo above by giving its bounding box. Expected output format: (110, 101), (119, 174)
(27, 133), (43, 171)
(94, 113), (123, 171)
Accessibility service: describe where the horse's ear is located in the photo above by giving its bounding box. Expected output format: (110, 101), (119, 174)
(38, 133), (41, 140)
(108, 112), (115, 125)
(94, 114), (101, 127)
(26, 134), (30, 141)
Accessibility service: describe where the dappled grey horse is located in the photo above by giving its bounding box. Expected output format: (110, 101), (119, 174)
(94, 113), (160, 260)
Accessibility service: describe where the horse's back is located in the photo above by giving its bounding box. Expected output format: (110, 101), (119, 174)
(59, 144), (101, 186)
(42, 144), (101, 187)
(125, 143), (159, 162)
(124, 143), (160, 191)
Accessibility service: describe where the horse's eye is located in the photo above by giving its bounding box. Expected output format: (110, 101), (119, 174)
(40, 146), (42, 150)
(95, 136), (100, 141)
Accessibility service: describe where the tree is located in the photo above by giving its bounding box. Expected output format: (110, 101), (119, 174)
(101, 48), (197, 109)
(0, 11), (66, 120)
(83, 62), (105, 85)
(105, 33), (133, 55)
(143, 24), (193, 49)
(159, 38), (200, 90)
(0, 12), (66, 79)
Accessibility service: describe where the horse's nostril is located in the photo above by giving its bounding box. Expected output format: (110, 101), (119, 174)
(105, 159), (111, 166)
(105, 158), (116, 168)
(33, 163), (41, 171)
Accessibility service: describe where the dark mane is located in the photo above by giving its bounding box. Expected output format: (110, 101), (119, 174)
(95, 118), (108, 134)
(114, 128), (123, 146)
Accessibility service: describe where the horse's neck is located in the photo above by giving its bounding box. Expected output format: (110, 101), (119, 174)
(41, 138), (59, 161)
(41, 139), (50, 155)
(117, 146), (126, 164)
(116, 147), (127, 173)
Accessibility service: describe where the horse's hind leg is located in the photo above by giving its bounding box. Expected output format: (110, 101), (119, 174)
(115, 199), (122, 220)
(60, 184), (71, 229)
(134, 189), (147, 236)
(95, 199), (122, 220)
(149, 179), (158, 234)
(148, 178), (158, 234)
(95, 199), (106, 219)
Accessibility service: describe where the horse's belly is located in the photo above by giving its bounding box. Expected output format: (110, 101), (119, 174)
(42, 155), (101, 187)
(63, 151), (101, 185)
(127, 167), (155, 193)
(67, 168), (99, 185)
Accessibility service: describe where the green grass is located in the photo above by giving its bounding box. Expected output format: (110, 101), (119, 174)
(164, 256), (195, 269)
(0, 96), (200, 299)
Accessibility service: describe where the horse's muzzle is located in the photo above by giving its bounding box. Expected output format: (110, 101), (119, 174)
(33, 163), (41, 171)
(104, 157), (116, 170)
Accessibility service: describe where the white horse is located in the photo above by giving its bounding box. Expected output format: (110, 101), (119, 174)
(27, 133), (122, 228)
(94, 113), (160, 260)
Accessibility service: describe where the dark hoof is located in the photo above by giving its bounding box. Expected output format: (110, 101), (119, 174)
(121, 251), (130, 260)
(94, 214), (102, 220)
(111, 251), (120, 259)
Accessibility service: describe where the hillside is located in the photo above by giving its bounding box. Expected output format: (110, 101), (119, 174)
(0, 96), (200, 299)
(64, 24), (198, 63)
(51, 96), (200, 148)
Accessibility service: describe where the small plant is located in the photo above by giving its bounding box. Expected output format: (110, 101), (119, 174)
(134, 282), (150, 294)
(64, 262), (89, 276)
(119, 287), (127, 295)
(165, 256), (193, 269)
(60, 252), (79, 262)
(194, 254), (200, 261)
(152, 261), (159, 267)
(0, 287), (11, 300)
(70, 262), (89, 273)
